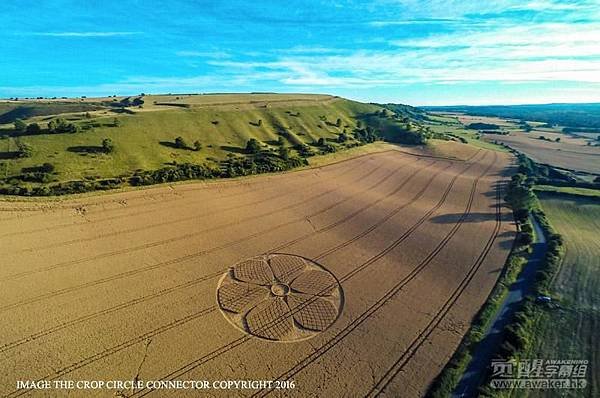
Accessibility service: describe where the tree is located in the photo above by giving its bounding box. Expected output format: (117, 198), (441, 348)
(513, 208), (529, 224)
(174, 136), (188, 149)
(317, 137), (325, 146)
(511, 173), (527, 185)
(48, 118), (78, 134)
(48, 120), (57, 133)
(336, 118), (342, 127)
(277, 136), (285, 146)
(17, 142), (33, 158)
(26, 123), (41, 135)
(337, 133), (348, 143)
(257, 119), (262, 127)
(278, 146), (289, 160)
(519, 232), (533, 246)
(193, 140), (202, 151)
(245, 138), (261, 154)
(113, 118), (121, 127)
(14, 119), (27, 133)
(555, 137), (561, 142)
(132, 97), (144, 106)
(102, 138), (115, 153)
(41, 162), (55, 173)
(507, 184), (535, 211)
(84, 112), (92, 119)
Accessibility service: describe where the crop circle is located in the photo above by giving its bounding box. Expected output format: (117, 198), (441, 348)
(216, 253), (344, 342)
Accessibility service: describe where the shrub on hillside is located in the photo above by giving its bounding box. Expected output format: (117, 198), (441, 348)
(245, 138), (261, 154)
(26, 123), (42, 135)
(48, 118), (79, 134)
(17, 142), (33, 158)
(295, 144), (315, 157)
(41, 162), (55, 173)
(174, 136), (188, 149)
(14, 119), (27, 133)
(102, 138), (115, 153)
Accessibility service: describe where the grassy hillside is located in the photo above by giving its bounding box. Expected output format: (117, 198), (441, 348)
(0, 94), (430, 196)
(524, 193), (600, 397)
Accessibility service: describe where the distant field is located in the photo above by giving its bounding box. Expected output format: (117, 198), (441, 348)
(422, 112), (510, 152)
(422, 103), (600, 130)
(484, 131), (600, 174)
(534, 185), (600, 198)
(430, 112), (600, 174)
(527, 193), (600, 397)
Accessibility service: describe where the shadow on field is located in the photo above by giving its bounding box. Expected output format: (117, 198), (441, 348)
(0, 151), (20, 159)
(67, 145), (105, 154)
(159, 141), (191, 150)
(430, 212), (496, 223)
(21, 165), (48, 173)
(220, 145), (247, 154)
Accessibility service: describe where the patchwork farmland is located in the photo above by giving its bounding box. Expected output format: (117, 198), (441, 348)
(0, 147), (514, 397)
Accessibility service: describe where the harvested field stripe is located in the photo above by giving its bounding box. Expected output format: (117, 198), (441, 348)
(365, 174), (503, 397)
(123, 152), (490, 397)
(251, 152), (499, 398)
(0, 152), (377, 239)
(5, 152), (477, 397)
(0, 155), (408, 309)
(0, 159), (437, 355)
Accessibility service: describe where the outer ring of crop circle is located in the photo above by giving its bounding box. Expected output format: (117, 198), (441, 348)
(215, 252), (345, 343)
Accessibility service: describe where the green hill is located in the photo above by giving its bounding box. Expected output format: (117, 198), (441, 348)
(0, 94), (428, 196)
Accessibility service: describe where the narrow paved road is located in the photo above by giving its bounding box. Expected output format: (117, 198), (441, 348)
(453, 216), (547, 397)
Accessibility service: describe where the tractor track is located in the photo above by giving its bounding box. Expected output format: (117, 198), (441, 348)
(250, 152), (499, 398)
(365, 172), (503, 397)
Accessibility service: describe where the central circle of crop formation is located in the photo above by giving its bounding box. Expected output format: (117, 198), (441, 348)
(271, 283), (290, 297)
(216, 253), (344, 342)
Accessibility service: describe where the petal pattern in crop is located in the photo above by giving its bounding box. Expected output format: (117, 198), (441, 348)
(217, 281), (269, 314)
(269, 254), (306, 284)
(245, 298), (294, 340)
(287, 294), (339, 332)
(232, 258), (274, 285)
(290, 269), (338, 296)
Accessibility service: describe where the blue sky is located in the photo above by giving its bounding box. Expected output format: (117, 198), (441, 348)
(1, 0), (599, 105)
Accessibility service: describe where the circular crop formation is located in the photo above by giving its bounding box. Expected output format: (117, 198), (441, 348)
(217, 254), (344, 342)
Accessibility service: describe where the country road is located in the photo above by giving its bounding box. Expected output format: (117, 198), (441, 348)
(453, 215), (547, 397)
